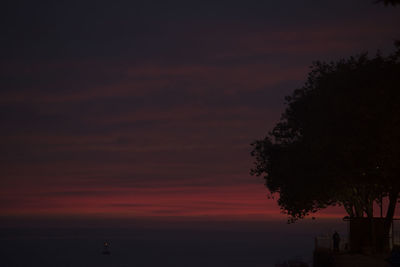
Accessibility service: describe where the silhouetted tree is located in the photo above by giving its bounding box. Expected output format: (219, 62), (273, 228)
(251, 45), (400, 234)
(376, 0), (400, 6)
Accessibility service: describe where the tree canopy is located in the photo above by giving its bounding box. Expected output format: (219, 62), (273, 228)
(251, 45), (400, 225)
(377, 0), (400, 6)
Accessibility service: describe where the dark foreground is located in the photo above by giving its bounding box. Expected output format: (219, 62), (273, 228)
(314, 249), (393, 267)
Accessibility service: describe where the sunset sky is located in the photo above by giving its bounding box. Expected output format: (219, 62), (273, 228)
(1, 0), (399, 220)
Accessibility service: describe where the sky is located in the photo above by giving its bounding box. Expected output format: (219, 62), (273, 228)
(1, 0), (399, 221)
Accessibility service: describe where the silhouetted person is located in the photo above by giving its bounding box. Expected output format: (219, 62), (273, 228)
(333, 231), (340, 252)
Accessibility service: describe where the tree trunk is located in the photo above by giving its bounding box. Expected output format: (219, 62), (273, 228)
(384, 190), (399, 250)
(385, 190), (398, 226)
(365, 199), (373, 218)
(354, 200), (364, 217)
(344, 203), (355, 218)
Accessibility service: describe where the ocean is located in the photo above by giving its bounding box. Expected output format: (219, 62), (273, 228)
(0, 218), (346, 267)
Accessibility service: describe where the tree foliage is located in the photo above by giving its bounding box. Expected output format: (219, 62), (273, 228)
(376, 0), (400, 6)
(251, 45), (400, 224)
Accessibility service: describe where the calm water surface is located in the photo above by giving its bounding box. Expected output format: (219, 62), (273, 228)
(0, 219), (346, 267)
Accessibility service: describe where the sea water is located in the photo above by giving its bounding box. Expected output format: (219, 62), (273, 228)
(0, 219), (346, 267)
